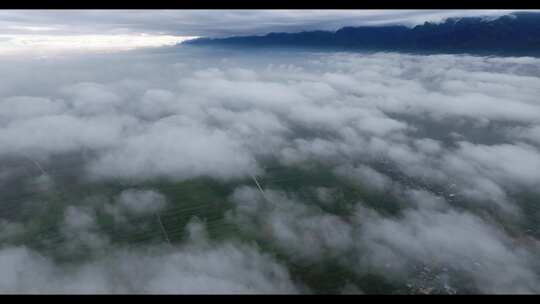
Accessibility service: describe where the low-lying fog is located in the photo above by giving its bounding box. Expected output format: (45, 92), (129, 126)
(1, 45), (539, 293)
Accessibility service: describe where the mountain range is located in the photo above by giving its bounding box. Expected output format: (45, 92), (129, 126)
(184, 12), (540, 56)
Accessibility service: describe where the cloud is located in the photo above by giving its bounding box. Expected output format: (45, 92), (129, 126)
(87, 116), (260, 181)
(508, 125), (540, 146)
(60, 206), (110, 254)
(0, 219), (298, 294)
(0, 10), (524, 37)
(61, 82), (123, 115)
(353, 205), (540, 293)
(227, 185), (540, 293)
(1, 47), (540, 293)
(114, 189), (167, 216)
(334, 164), (394, 192)
(451, 142), (540, 188)
(227, 186), (354, 262)
(0, 114), (132, 159)
(0, 96), (66, 121)
(3, 49), (540, 200)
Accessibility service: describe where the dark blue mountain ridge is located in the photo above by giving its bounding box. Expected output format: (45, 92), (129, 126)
(184, 12), (540, 56)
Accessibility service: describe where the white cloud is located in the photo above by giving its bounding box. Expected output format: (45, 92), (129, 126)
(115, 189), (167, 216)
(228, 186), (354, 262)
(87, 116), (260, 181)
(451, 142), (540, 188)
(1, 47), (540, 294)
(334, 164), (393, 192)
(0, 96), (66, 122)
(0, 219), (298, 294)
(353, 206), (540, 293)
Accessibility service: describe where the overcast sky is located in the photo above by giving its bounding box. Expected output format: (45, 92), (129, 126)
(0, 10), (530, 36)
(0, 10), (532, 54)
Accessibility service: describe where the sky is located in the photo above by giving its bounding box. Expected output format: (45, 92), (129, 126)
(0, 9), (530, 55)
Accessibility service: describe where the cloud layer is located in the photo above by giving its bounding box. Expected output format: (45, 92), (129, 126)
(0, 10), (522, 37)
(0, 47), (540, 293)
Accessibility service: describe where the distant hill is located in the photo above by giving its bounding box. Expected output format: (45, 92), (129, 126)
(184, 12), (540, 56)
